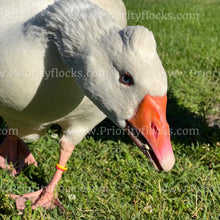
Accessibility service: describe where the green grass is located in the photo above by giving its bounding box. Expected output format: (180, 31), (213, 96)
(0, 0), (220, 219)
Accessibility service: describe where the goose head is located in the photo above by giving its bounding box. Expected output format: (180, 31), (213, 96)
(71, 26), (175, 172)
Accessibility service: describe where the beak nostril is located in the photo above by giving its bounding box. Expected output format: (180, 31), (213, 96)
(151, 123), (159, 140)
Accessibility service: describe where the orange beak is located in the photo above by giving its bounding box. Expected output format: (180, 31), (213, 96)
(126, 95), (175, 171)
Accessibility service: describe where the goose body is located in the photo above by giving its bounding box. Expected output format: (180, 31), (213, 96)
(0, 0), (126, 144)
(0, 0), (175, 210)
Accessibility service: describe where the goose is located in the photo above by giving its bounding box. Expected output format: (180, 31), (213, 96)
(0, 0), (175, 210)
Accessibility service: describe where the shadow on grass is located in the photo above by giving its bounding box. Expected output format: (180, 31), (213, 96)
(0, 116), (6, 143)
(166, 92), (220, 145)
(22, 164), (49, 187)
(88, 117), (131, 144)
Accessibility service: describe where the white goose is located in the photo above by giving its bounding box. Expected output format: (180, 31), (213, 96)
(0, 0), (175, 210)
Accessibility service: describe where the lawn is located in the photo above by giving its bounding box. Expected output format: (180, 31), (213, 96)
(0, 0), (220, 219)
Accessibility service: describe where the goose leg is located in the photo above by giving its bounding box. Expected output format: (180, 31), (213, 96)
(0, 134), (37, 175)
(11, 137), (75, 211)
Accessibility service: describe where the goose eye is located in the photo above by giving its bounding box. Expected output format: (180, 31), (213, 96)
(120, 73), (134, 86)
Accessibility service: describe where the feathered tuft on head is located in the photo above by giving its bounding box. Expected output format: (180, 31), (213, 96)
(120, 26), (157, 58)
